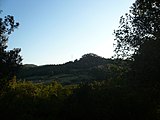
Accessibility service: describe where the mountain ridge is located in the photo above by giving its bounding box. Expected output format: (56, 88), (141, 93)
(17, 53), (126, 85)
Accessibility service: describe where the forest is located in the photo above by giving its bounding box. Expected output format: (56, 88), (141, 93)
(17, 53), (129, 85)
(0, 0), (160, 120)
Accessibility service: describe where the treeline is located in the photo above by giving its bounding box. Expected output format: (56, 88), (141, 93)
(17, 53), (110, 78)
(17, 53), (129, 85)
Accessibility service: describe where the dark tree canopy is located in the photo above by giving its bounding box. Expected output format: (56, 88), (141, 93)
(113, 1), (160, 116)
(114, 0), (160, 86)
(114, 0), (160, 59)
(0, 15), (22, 88)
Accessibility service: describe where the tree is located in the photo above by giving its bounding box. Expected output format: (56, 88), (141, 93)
(0, 15), (22, 89)
(114, 0), (160, 59)
(114, 0), (160, 82)
(114, 1), (160, 118)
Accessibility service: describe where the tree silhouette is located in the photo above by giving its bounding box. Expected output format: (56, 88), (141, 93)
(114, 0), (160, 81)
(0, 15), (22, 89)
(114, 0), (160, 59)
(114, 1), (160, 115)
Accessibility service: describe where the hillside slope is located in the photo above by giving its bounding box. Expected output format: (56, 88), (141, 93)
(17, 53), (127, 85)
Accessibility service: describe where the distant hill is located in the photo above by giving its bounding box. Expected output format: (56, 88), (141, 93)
(23, 64), (37, 68)
(17, 53), (127, 85)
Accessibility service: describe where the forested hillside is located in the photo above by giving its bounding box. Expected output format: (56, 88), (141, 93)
(17, 53), (129, 85)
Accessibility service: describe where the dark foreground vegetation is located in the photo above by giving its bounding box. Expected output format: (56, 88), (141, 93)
(0, 0), (160, 119)
(0, 80), (158, 120)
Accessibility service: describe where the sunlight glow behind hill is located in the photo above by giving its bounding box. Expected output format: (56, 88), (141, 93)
(1, 0), (135, 65)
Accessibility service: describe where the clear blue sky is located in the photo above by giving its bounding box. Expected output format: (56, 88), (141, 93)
(1, 0), (135, 65)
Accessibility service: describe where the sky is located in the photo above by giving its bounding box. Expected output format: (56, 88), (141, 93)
(1, 0), (135, 65)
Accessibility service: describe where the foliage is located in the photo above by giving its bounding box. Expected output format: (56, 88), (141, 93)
(114, 0), (160, 118)
(114, 0), (160, 59)
(114, 0), (160, 87)
(0, 15), (22, 90)
(0, 80), (75, 120)
(0, 80), (157, 120)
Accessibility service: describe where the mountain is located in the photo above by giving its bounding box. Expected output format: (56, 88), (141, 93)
(17, 53), (126, 85)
